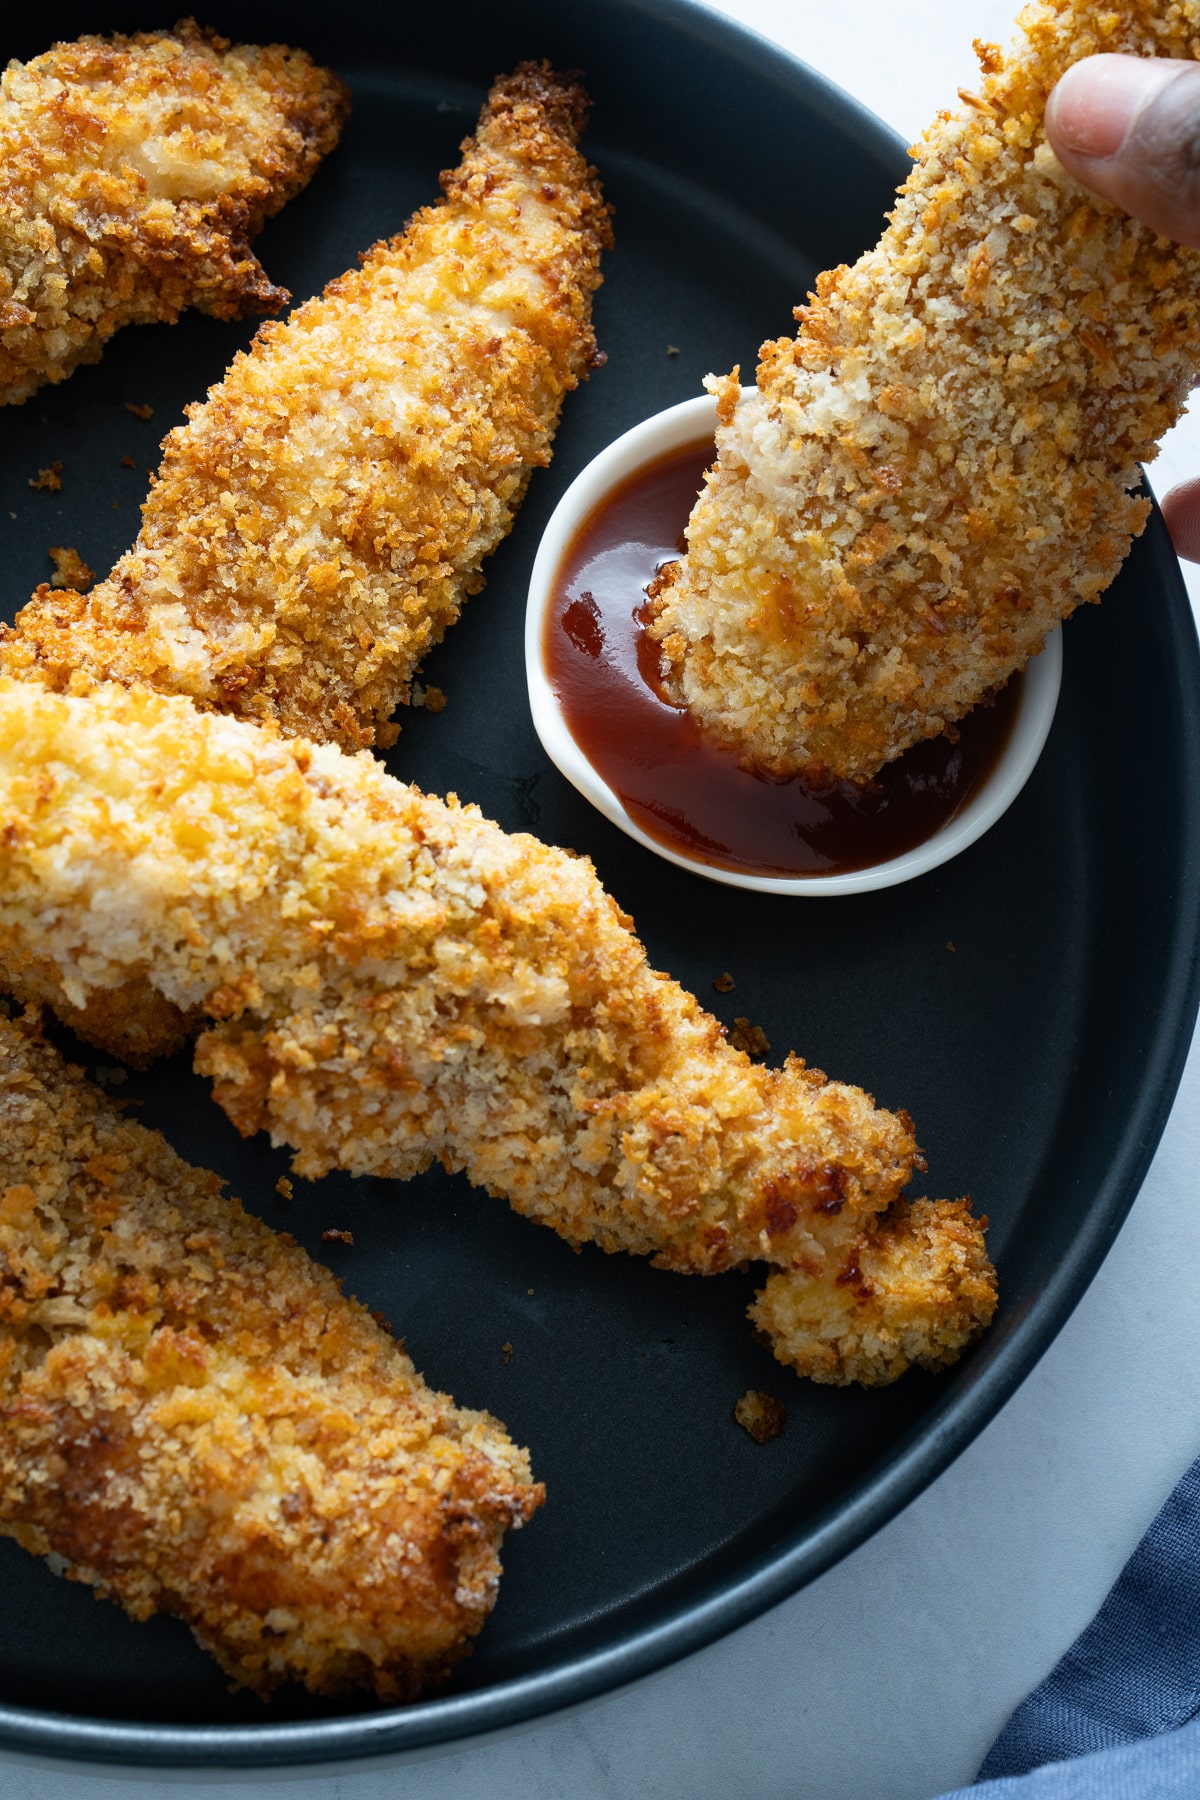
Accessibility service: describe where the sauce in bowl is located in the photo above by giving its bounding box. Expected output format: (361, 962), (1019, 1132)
(544, 437), (1021, 879)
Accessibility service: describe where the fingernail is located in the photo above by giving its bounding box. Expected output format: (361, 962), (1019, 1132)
(1047, 54), (1183, 159)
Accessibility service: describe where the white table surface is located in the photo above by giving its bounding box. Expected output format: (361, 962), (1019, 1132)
(5, 4), (1200, 1796)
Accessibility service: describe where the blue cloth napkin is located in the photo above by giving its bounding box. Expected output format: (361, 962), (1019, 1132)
(931, 1456), (1200, 1798)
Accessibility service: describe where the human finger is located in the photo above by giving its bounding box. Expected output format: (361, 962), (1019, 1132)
(1045, 54), (1200, 250)
(1159, 476), (1200, 562)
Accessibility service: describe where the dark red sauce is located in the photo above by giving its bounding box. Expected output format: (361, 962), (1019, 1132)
(545, 437), (1021, 878)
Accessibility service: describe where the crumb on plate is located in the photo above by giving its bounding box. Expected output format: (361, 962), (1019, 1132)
(729, 1017), (770, 1058)
(734, 1389), (786, 1444)
(47, 546), (92, 589)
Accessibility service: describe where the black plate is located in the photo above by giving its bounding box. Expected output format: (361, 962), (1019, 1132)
(2, 0), (1199, 1769)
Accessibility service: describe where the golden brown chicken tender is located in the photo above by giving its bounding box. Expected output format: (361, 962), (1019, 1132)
(0, 21), (349, 405)
(1, 62), (610, 750)
(0, 1007), (541, 1700)
(648, 0), (1200, 782)
(0, 681), (995, 1385)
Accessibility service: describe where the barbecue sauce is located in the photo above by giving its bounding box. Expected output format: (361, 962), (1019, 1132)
(544, 437), (1021, 878)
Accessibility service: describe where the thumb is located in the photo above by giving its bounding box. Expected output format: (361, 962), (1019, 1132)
(1159, 476), (1200, 563)
(1045, 54), (1200, 249)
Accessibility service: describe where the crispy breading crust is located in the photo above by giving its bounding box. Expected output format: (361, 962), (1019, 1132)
(0, 21), (349, 405)
(21, 973), (200, 1066)
(1, 62), (610, 750)
(648, 0), (1200, 781)
(0, 681), (995, 1385)
(751, 1198), (998, 1385)
(0, 1008), (541, 1700)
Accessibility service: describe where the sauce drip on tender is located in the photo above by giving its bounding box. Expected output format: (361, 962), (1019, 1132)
(545, 437), (1021, 878)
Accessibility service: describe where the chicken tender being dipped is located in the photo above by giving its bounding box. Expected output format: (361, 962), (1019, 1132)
(0, 22), (349, 405)
(1, 62), (610, 752)
(0, 681), (996, 1386)
(647, 0), (1200, 783)
(0, 1007), (542, 1701)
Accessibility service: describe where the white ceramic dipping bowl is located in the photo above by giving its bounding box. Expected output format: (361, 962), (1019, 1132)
(526, 391), (1063, 896)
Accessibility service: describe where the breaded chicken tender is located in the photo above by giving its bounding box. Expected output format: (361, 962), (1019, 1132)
(648, 0), (1200, 782)
(1, 63), (609, 750)
(0, 22), (349, 405)
(0, 681), (995, 1385)
(0, 1008), (541, 1700)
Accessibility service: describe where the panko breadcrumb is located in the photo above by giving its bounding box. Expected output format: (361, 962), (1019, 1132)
(1, 62), (610, 752)
(0, 1007), (541, 1700)
(0, 22), (348, 405)
(0, 681), (996, 1386)
(649, 0), (1200, 781)
(47, 545), (92, 590)
(734, 1389), (786, 1444)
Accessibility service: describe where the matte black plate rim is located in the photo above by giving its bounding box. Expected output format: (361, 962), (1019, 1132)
(2, 0), (1199, 1767)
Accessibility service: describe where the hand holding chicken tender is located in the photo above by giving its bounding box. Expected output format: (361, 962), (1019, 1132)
(1045, 49), (1200, 560)
(0, 1009), (541, 1700)
(0, 681), (995, 1386)
(0, 22), (349, 404)
(648, 0), (1200, 783)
